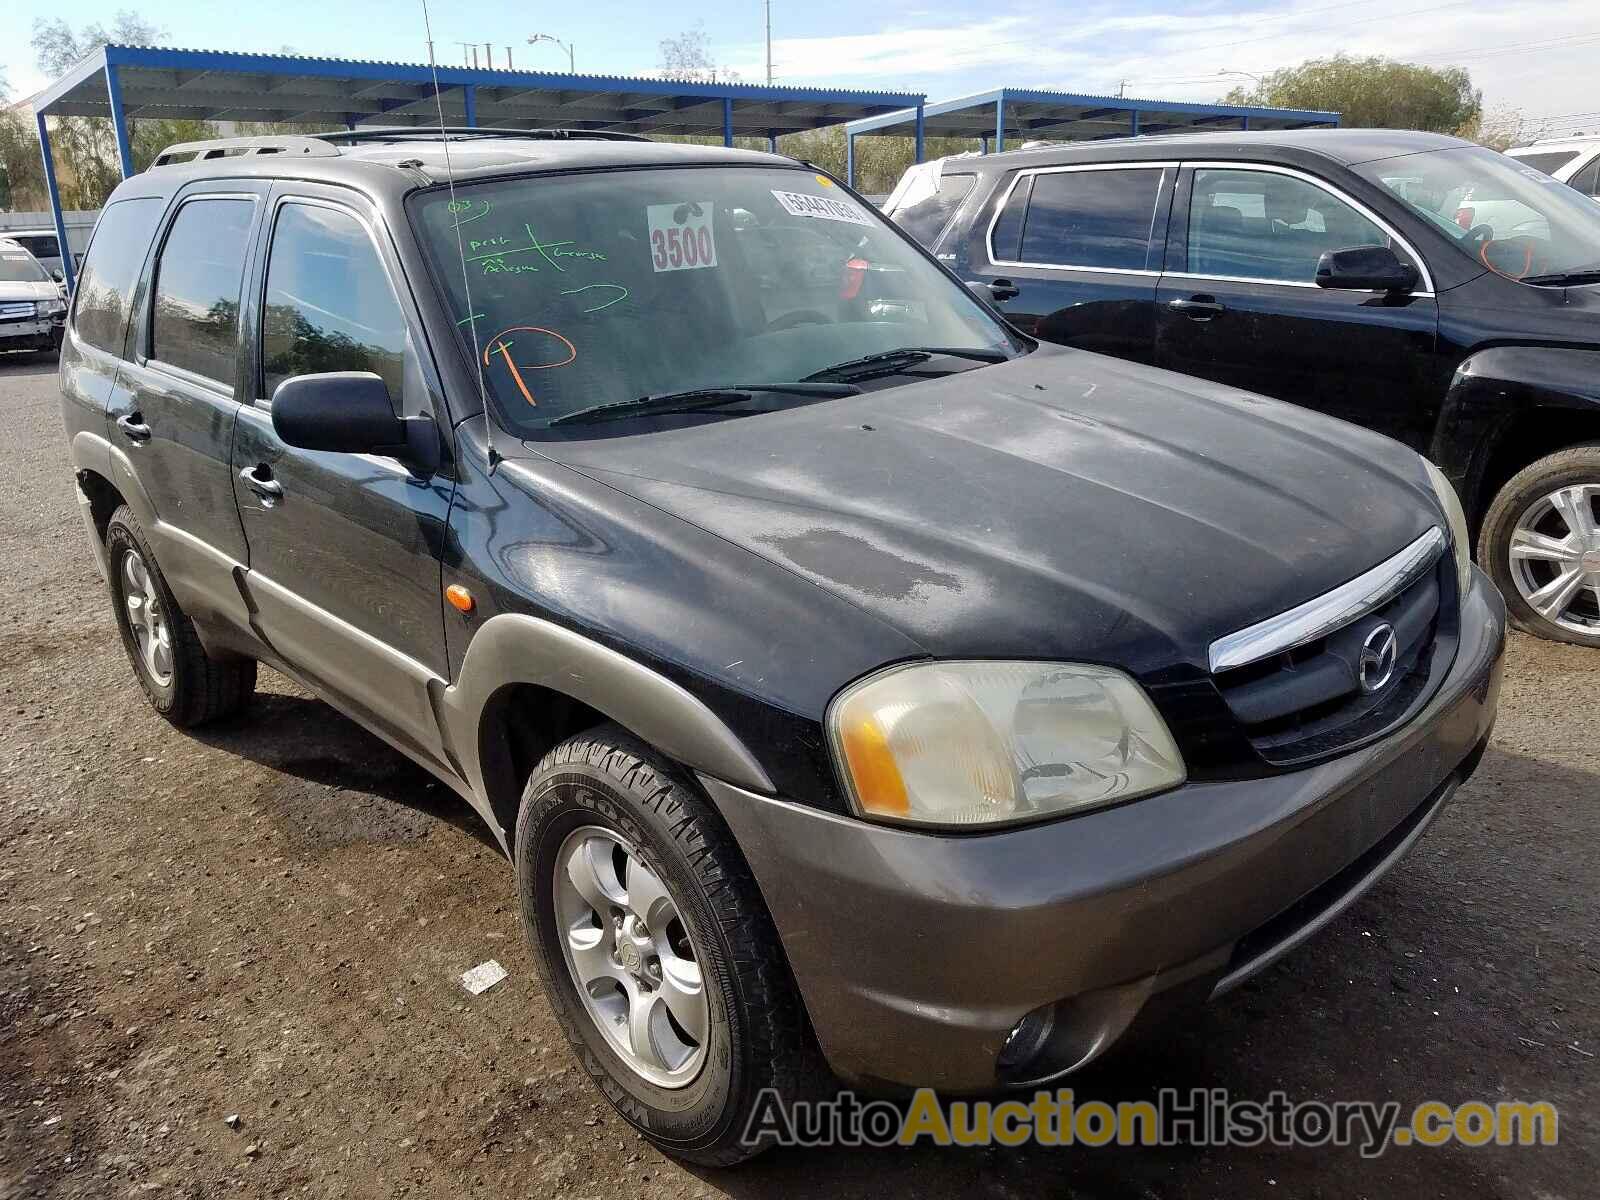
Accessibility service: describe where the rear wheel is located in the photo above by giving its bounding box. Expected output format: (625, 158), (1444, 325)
(514, 725), (813, 1166)
(1478, 445), (1600, 647)
(105, 505), (256, 725)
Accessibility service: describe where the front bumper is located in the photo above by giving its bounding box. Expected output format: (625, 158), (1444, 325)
(0, 318), (59, 349)
(703, 568), (1506, 1092)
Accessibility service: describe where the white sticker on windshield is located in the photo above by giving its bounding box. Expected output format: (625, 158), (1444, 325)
(647, 201), (717, 272)
(771, 189), (873, 226)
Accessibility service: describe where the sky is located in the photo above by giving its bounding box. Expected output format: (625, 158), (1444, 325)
(3, 0), (1597, 137)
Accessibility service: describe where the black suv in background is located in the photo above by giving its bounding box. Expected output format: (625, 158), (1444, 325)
(890, 130), (1600, 647)
(60, 129), (1503, 1164)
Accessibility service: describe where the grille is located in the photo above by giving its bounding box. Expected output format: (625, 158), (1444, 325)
(1207, 535), (1455, 768)
(0, 302), (37, 323)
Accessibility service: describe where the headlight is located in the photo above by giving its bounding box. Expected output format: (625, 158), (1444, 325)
(45, 300), (66, 316)
(827, 661), (1186, 828)
(1422, 457), (1473, 595)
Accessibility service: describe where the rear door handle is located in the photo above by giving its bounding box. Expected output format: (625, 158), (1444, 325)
(239, 464), (284, 505)
(115, 413), (151, 443)
(1168, 296), (1225, 321)
(983, 278), (1020, 302)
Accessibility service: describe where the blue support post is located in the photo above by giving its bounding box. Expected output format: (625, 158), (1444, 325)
(722, 98), (734, 147)
(35, 114), (75, 293)
(981, 134), (989, 155)
(994, 93), (1005, 154)
(767, 133), (778, 154)
(1241, 116), (1250, 131)
(106, 64), (134, 178)
(462, 84), (477, 127)
(846, 131), (855, 186)
(914, 103), (925, 163)
(1131, 110), (1140, 138)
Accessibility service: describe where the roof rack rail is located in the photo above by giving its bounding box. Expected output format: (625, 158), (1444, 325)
(320, 126), (651, 145)
(151, 134), (340, 167)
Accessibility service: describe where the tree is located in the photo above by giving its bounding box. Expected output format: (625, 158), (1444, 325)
(1222, 55), (1481, 135)
(26, 11), (173, 210)
(1458, 105), (1551, 152)
(658, 23), (740, 83)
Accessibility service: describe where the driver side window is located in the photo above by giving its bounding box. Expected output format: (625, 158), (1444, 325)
(261, 202), (409, 403)
(1187, 168), (1412, 284)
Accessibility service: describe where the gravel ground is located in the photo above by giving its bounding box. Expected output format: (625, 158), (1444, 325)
(1, 353), (1595, 1199)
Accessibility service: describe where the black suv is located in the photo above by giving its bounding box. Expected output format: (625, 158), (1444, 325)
(60, 129), (1503, 1164)
(890, 129), (1600, 647)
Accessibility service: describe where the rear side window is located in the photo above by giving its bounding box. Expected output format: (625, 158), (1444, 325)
(150, 198), (255, 384)
(1570, 157), (1600, 197)
(1510, 151), (1579, 176)
(1017, 168), (1162, 270)
(14, 235), (59, 259)
(71, 199), (164, 355)
(261, 203), (408, 401)
(889, 172), (976, 247)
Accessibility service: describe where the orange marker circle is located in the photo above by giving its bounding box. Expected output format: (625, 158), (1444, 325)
(445, 584), (475, 613)
(482, 326), (578, 406)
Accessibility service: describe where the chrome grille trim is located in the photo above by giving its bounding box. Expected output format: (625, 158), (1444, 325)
(1209, 528), (1446, 674)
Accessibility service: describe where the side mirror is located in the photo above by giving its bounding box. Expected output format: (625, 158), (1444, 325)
(270, 371), (439, 473)
(51, 269), (64, 284)
(1316, 245), (1418, 294)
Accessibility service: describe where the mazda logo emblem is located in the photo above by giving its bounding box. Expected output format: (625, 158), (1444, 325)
(1359, 623), (1399, 693)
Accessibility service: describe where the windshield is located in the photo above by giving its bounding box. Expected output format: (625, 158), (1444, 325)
(0, 248), (50, 283)
(1355, 146), (1600, 282)
(413, 165), (1016, 434)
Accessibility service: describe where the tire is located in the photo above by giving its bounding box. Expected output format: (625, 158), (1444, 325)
(105, 505), (257, 726)
(1477, 444), (1600, 648)
(514, 725), (815, 1166)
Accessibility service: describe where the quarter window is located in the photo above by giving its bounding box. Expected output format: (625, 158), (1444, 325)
(261, 203), (408, 402)
(70, 199), (164, 355)
(1511, 151), (1580, 176)
(889, 172), (976, 248)
(989, 174), (1031, 262)
(1016, 168), (1162, 270)
(1569, 156), (1600, 197)
(150, 198), (255, 384)
(1187, 168), (1403, 284)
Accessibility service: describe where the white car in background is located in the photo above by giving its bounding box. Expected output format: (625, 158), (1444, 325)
(0, 237), (68, 358)
(1506, 137), (1600, 200)
(1, 228), (76, 282)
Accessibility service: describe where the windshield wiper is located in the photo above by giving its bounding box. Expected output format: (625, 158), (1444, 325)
(1522, 264), (1600, 286)
(547, 381), (861, 427)
(801, 345), (1011, 383)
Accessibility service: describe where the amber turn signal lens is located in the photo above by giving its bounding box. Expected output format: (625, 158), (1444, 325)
(445, 584), (475, 613)
(837, 716), (909, 816)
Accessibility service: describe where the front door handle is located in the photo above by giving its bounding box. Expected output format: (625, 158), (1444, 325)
(239, 464), (284, 505)
(1169, 295), (1225, 321)
(115, 412), (151, 442)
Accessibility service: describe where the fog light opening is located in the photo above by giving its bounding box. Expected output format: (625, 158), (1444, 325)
(997, 1004), (1057, 1074)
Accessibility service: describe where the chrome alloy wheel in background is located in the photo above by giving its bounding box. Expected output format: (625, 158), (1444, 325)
(553, 825), (709, 1088)
(1508, 483), (1600, 636)
(122, 549), (174, 686)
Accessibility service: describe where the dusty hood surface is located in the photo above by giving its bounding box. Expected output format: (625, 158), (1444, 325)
(532, 346), (1441, 674)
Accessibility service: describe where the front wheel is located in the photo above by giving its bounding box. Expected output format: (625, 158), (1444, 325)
(514, 725), (814, 1166)
(1478, 444), (1600, 647)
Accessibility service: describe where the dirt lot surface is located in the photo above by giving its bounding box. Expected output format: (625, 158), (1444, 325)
(1, 353), (1595, 1198)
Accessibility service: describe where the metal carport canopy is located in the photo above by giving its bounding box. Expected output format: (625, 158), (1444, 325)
(843, 86), (1341, 184)
(32, 44), (925, 289)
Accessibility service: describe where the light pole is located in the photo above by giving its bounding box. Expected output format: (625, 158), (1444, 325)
(527, 33), (575, 73)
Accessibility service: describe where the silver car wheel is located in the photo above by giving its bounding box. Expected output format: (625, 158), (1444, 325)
(122, 549), (174, 686)
(1508, 483), (1600, 636)
(553, 825), (709, 1089)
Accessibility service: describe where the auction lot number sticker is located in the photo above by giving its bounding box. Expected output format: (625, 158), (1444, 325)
(648, 201), (717, 272)
(771, 189), (873, 226)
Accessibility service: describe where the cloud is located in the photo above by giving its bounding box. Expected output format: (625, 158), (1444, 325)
(723, 0), (1598, 127)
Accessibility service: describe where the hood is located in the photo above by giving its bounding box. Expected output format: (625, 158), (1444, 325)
(0, 281), (62, 303)
(532, 347), (1441, 675)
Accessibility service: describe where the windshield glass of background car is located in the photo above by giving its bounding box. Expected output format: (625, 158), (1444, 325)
(0, 249), (50, 283)
(413, 166), (1014, 434)
(1358, 146), (1600, 281)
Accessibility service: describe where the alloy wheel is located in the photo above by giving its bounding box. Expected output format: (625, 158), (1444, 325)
(1507, 483), (1600, 636)
(553, 825), (709, 1088)
(122, 549), (174, 686)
